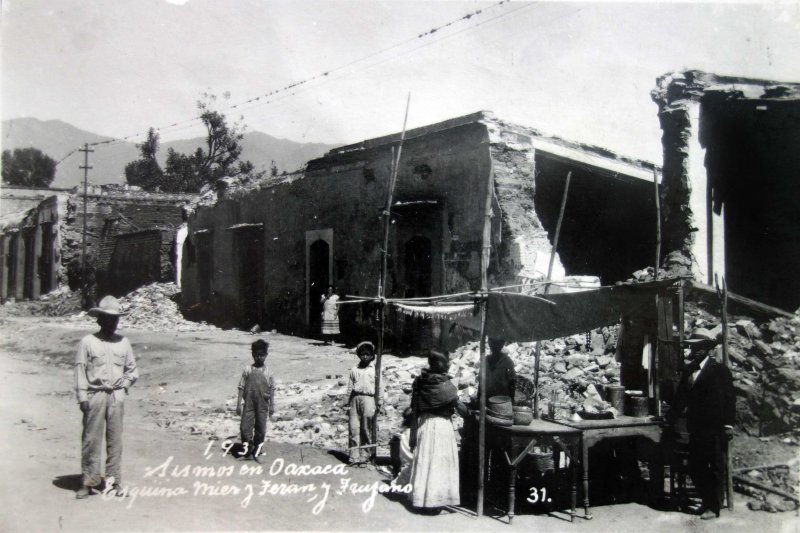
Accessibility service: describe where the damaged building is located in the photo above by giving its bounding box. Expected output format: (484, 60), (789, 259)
(182, 111), (660, 341)
(652, 70), (800, 312)
(0, 184), (195, 301)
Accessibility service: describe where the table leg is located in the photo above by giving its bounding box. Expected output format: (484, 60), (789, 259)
(582, 437), (592, 519)
(508, 464), (517, 524)
(570, 443), (577, 522)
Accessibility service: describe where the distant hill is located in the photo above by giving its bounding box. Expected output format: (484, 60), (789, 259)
(1, 118), (338, 189)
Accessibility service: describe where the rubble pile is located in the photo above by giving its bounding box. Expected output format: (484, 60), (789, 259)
(0, 286), (81, 317)
(739, 462), (800, 513)
(115, 283), (218, 332)
(684, 302), (800, 435)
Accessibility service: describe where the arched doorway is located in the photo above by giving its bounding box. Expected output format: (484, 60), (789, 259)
(308, 239), (330, 336)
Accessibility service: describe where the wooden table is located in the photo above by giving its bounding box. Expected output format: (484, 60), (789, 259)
(495, 419), (582, 524)
(553, 416), (663, 519)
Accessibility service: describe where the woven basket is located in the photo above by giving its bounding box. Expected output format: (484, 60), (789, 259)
(529, 450), (555, 472)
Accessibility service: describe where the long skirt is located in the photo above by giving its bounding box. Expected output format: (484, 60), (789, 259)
(409, 412), (460, 508)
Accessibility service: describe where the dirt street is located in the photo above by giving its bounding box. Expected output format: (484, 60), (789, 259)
(0, 315), (796, 532)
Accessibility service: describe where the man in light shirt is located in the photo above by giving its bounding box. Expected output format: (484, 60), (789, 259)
(74, 296), (138, 499)
(671, 327), (735, 520)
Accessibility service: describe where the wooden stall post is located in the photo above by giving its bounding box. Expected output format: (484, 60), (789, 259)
(476, 160), (494, 517)
(374, 95), (410, 451)
(715, 274), (734, 511)
(534, 171), (571, 418)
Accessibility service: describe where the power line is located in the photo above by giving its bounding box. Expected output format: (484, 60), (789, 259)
(83, 0), (519, 148)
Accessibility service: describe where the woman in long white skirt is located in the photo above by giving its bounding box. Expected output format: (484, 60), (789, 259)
(408, 351), (468, 512)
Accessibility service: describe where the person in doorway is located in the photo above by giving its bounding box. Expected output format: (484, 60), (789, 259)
(236, 339), (275, 460)
(320, 285), (340, 344)
(347, 341), (380, 465)
(669, 327), (735, 520)
(408, 350), (468, 514)
(74, 295), (138, 499)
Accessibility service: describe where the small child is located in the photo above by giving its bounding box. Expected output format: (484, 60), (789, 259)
(347, 341), (381, 465)
(236, 339), (275, 459)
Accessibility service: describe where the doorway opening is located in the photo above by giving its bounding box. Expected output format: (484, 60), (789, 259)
(235, 227), (265, 328)
(308, 239), (330, 336)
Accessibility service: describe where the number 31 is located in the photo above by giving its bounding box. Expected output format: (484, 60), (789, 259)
(527, 486), (548, 504)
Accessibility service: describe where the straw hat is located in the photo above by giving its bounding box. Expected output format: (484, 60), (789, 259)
(486, 395), (514, 427)
(88, 295), (127, 317)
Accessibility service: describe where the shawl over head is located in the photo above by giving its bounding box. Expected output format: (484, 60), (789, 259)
(414, 370), (458, 412)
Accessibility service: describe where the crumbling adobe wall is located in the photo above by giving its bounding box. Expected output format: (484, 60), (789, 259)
(185, 120), (494, 333)
(651, 71), (712, 261)
(483, 119), (563, 286)
(61, 189), (193, 296)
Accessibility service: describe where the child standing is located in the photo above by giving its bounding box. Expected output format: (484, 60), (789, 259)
(347, 341), (381, 465)
(236, 339), (275, 459)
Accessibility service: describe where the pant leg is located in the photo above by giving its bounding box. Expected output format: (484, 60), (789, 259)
(689, 436), (718, 513)
(241, 407), (255, 448)
(81, 392), (107, 487)
(105, 390), (125, 485)
(253, 408), (268, 455)
(359, 396), (376, 461)
(348, 396), (361, 462)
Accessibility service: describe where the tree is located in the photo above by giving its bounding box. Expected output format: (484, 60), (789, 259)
(124, 128), (164, 190)
(1, 147), (57, 187)
(161, 92), (261, 193)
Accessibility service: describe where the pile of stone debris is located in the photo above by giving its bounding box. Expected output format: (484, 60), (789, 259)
(684, 302), (800, 436)
(0, 285), (82, 317)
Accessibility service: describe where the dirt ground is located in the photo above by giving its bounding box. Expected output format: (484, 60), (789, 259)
(0, 315), (797, 532)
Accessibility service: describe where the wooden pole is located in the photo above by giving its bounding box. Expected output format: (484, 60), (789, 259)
(715, 274), (734, 511)
(476, 160), (494, 517)
(78, 143), (93, 309)
(534, 171), (571, 418)
(373, 94), (410, 452)
(653, 168), (663, 415)
(654, 169), (661, 278)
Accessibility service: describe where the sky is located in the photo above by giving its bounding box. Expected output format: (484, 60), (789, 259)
(2, 0), (799, 164)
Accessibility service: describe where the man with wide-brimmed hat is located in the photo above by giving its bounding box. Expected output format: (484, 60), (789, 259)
(74, 295), (138, 499)
(670, 327), (735, 519)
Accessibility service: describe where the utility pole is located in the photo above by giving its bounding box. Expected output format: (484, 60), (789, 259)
(79, 143), (93, 309)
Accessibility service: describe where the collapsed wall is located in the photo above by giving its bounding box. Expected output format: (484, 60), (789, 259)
(652, 70), (800, 311)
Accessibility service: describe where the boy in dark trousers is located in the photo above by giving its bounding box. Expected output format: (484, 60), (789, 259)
(236, 339), (275, 459)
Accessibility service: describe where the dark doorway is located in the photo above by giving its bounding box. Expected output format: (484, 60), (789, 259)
(235, 228), (265, 328)
(195, 233), (214, 308)
(404, 235), (433, 298)
(7, 234), (17, 298)
(39, 223), (55, 294)
(22, 228), (35, 299)
(308, 239), (330, 336)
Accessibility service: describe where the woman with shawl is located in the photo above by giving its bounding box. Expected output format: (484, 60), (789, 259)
(408, 350), (468, 513)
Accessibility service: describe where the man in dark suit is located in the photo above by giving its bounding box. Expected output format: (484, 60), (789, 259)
(670, 327), (736, 519)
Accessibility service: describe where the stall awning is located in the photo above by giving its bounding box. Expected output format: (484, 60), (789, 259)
(484, 279), (678, 342)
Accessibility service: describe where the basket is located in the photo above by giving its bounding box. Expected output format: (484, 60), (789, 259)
(578, 409), (615, 420)
(528, 450), (555, 472)
(514, 376), (535, 405)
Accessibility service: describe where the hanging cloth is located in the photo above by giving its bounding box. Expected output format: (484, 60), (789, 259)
(394, 303), (475, 320)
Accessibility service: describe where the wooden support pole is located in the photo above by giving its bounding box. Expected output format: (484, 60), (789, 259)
(715, 274), (734, 511)
(476, 160), (494, 518)
(373, 94), (410, 453)
(534, 171), (571, 418)
(654, 169), (662, 278)
(706, 171), (714, 286)
(78, 143), (93, 309)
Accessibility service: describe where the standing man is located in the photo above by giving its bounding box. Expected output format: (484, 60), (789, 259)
(670, 327), (735, 520)
(75, 295), (138, 499)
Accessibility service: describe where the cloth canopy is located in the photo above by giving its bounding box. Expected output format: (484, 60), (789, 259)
(484, 279), (677, 342)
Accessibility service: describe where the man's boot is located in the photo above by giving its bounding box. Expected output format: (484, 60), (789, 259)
(75, 485), (92, 499)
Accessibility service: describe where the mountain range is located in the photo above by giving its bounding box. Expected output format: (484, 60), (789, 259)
(1, 118), (338, 189)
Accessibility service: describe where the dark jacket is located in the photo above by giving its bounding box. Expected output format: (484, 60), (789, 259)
(672, 358), (736, 438)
